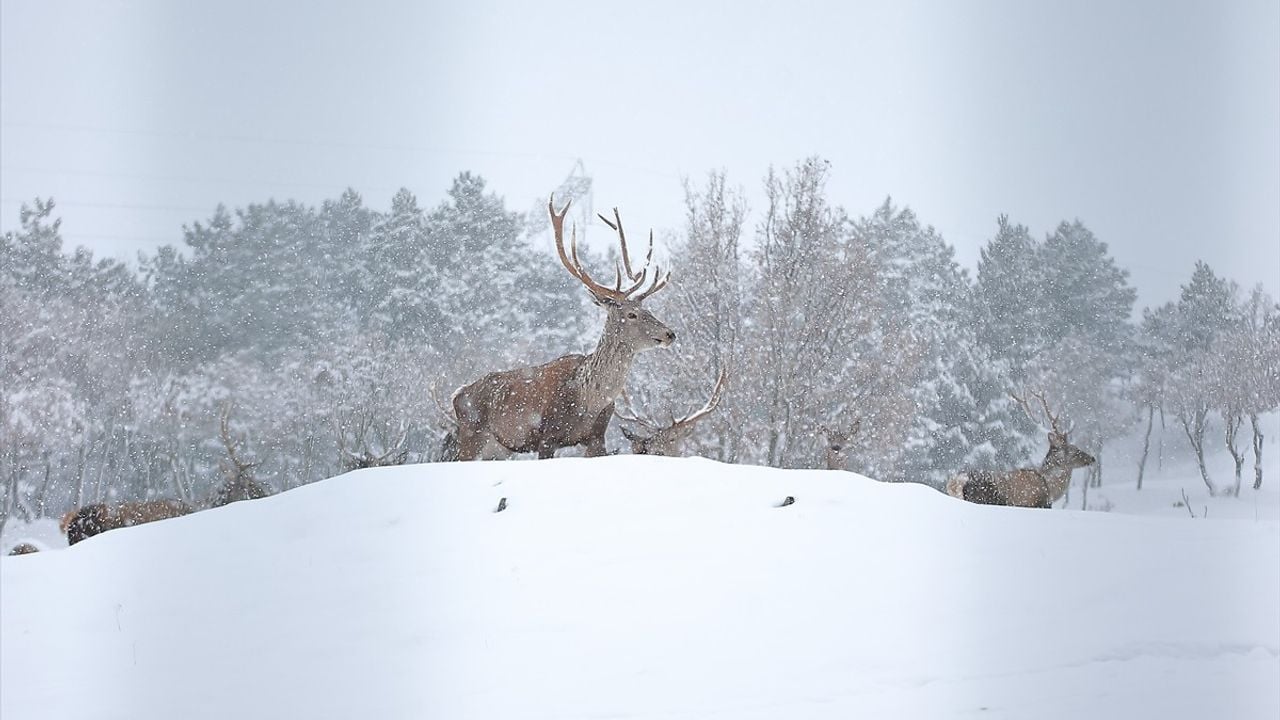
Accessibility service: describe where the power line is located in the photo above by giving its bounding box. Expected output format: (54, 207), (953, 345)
(0, 197), (216, 214)
(1, 120), (563, 160)
(1, 164), (405, 194)
(2, 121), (682, 180)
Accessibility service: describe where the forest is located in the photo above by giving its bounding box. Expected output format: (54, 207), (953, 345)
(2, 157), (1277, 530)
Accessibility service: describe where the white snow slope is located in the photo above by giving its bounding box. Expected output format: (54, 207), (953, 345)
(2, 456), (1278, 719)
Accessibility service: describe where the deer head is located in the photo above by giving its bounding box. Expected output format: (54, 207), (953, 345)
(551, 198), (675, 354)
(820, 420), (862, 471)
(336, 410), (411, 472)
(617, 368), (728, 456)
(1009, 390), (1095, 471)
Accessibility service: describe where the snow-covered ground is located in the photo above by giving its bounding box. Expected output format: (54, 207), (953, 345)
(3, 456), (1278, 719)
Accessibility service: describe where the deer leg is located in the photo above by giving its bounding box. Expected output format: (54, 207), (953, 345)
(583, 437), (608, 457)
(581, 406), (614, 458)
(454, 426), (487, 462)
(480, 438), (514, 461)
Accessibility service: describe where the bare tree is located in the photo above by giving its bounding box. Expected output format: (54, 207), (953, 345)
(1168, 358), (1218, 495)
(1238, 288), (1280, 491)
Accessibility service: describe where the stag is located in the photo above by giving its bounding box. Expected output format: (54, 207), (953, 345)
(820, 421), (861, 471)
(209, 404), (271, 508)
(946, 391), (1096, 508)
(616, 368), (727, 456)
(452, 198), (675, 460)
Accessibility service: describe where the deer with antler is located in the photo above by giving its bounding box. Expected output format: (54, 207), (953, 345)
(209, 404), (271, 507)
(616, 368), (727, 456)
(946, 390), (1095, 508)
(451, 198), (675, 460)
(336, 411), (411, 472)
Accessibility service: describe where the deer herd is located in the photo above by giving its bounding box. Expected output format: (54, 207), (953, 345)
(7, 197), (1099, 556)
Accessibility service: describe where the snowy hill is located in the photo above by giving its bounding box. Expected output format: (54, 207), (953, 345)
(3, 457), (1278, 719)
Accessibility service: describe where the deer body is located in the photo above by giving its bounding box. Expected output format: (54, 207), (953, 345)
(948, 453), (1087, 509)
(452, 199), (674, 461)
(456, 353), (618, 459)
(61, 499), (193, 545)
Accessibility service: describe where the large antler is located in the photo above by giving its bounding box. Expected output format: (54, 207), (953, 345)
(619, 367), (728, 440)
(427, 382), (459, 431)
(219, 403), (259, 476)
(670, 366), (728, 429)
(1009, 389), (1070, 437)
(549, 196), (669, 302)
(335, 410), (411, 470)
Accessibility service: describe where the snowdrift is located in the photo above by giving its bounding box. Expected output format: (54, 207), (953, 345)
(3, 457), (1277, 719)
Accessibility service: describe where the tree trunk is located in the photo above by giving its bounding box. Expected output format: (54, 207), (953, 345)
(34, 455), (54, 518)
(1136, 405), (1154, 490)
(169, 449), (192, 506)
(1080, 468), (1090, 510)
(1180, 408), (1215, 496)
(1251, 413), (1265, 490)
(0, 476), (13, 536)
(1158, 407), (1166, 471)
(73, 445), (87, 508)
(1224, 411), (1245, 497)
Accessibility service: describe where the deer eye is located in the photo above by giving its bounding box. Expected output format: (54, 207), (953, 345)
(627, 312), (638, 319)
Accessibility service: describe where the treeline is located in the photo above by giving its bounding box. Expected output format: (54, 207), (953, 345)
(1, 158), (1276, 527)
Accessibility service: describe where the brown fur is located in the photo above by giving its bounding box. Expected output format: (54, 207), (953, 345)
(455, 354), (617, 459)
(63, 499), (193, 545)
(7, 543), (40, 555)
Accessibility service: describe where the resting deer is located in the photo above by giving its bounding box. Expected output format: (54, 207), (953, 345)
(451, 198), (675, 460)
(616, 368), (728, 456)
(61, 499), (193, 545)
(208, 404), (271, 508)
(821, 421), (861, 471)
(336, 410), (411, 471)
(946, 391), (1095, 508)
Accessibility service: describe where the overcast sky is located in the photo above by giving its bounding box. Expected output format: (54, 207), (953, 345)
(2, 0), (1277, 309)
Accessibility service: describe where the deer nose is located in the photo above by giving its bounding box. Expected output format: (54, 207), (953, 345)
(665, 330), (677, 342)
